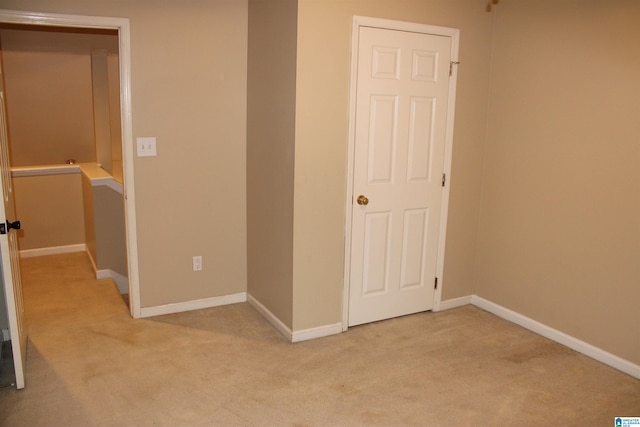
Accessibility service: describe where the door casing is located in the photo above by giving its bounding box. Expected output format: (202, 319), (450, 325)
(343, 16), (460, 330)
(0, 8), (142, 318)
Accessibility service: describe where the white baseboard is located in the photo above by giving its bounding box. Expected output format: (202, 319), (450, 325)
(429, 293), (639, 379)
(436, 295), (473, 311)
(1, 328), (9, 341)
(86, 249), (98, 273)
(292, 322), (343, 343)
(247, 294), (343, 343)
(471, 295), (640, 380)
(247, 294), (293, 341)
(96, 269), (129, 294)
(139, 292), (247, 318)
(19, 244), (86, 258)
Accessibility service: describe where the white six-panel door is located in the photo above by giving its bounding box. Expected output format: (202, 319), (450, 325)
(348, 24), (453, 327)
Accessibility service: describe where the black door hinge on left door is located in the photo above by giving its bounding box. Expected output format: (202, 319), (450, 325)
(0, 220), (21, 234)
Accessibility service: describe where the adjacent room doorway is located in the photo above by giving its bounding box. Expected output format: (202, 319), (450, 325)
(0, 9), (140, 389)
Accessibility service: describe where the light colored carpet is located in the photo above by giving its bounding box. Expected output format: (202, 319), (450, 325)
(0, 252), (638, 426)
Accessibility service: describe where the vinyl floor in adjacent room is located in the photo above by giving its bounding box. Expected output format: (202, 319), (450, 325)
(0, 252), (638, 426)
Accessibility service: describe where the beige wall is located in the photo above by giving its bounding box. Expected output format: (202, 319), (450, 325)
(108, 53), (122, 177)
(82, 173), (96, 262)
(92, 50), (112, 174)
(292, 0), (494, 330)
(13, 173), (85, 250)
(0, 28), (119, 166)
(1, 27), (122, 171)
(80, 166), (126, 276)
(1, 47), (95, 165)
(93, 185), (127, 276)
(476, 0), (640, 365)
(247, 0), (297, 328)
(1, 0), (248, 307)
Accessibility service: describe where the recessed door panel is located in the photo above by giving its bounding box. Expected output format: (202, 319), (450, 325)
(372, 46), (400, 79)
(368, 95), (397, 184)
(362, 212), (392, 296)
(400, 208), (429, 289)
(407, 97), (435, 182)
(412, 50), (438, 82)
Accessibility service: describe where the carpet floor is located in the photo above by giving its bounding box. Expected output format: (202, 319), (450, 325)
(0, 252), (638, 426)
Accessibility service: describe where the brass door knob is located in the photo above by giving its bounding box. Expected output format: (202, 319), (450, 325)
(357, 195), (369, 205)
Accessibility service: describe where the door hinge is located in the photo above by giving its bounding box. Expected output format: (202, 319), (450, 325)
(449, 61), (460, 76)
(0, 220), (20, 234)
(442, 173), (446, 187)
(434, 277), (438, 290)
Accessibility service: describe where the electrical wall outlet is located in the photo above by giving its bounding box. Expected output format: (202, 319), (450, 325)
(136, 137), (157, 157)
(192, 256), (203, 272)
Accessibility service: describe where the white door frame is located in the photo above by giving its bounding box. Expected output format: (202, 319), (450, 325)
(0, 8), (142, 318)
(342, 16), (459, 330)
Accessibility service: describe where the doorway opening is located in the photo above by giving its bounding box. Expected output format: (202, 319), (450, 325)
(0, 11), (140, 314)
(0, 10), (140, 389)
(0, 23), (131, 298)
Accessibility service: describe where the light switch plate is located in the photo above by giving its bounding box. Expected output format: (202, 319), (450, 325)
(137, 137), (157, 157)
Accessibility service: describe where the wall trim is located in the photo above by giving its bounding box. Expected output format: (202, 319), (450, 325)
(247, 294), (343, 343)
(471, 295), (640, 380)
(139, 292), (247, 318)
(11, 164), (80, 177)
(96, 269), (128, 294)
(436, 295), (473, 311)
(92, 177), (123, 194)
(78, 163), (123, 194)
(86, 247), (98, 274)
(19, 244), (86, 258)
(291, 322), (343, 343)
(247, 294), (292, 341)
